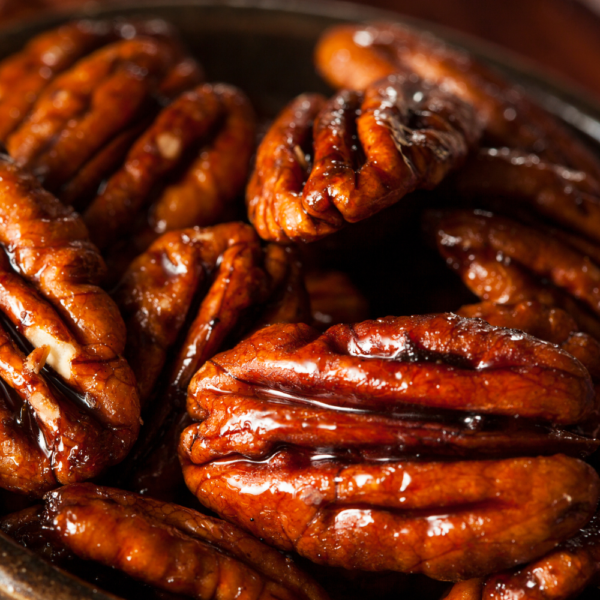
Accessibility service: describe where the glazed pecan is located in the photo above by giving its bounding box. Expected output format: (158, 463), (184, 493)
(180, 315), (599, 580)
(452, 147), (600, 244)
(2, 483), (330, 600)
(5, 36), (188, 194)
(443, 512), (600, 600)
(429, 209), (600, 338)
(84, 83), (255, 252)
(314, 23), (600, 179)
(113, 222), (310, 499)
(246, 73), (480, 243)
(0, 157), (139, 495)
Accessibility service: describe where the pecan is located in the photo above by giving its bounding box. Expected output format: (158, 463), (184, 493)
(0, 157), (139, 495)
(314, 23), (600, 179)
(5, 37), (184, 194)
(429, 209), (600, 338)
(84, 83), (255, 252)
(246, 74), (480, 243)
(2, 483), (330, 600)
(180, 315), (599, 580)
(305, 270), (369, 330)
(444, 511), (600, 599)
(452, 147), (600, 245)
(113, 223), (310, 500)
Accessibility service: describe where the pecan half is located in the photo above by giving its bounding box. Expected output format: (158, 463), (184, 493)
(314, 23), (600, 179)
(429, 209), (600, 338)
(113, 222), (310, 500)
(0, 157), (139, 495)
(247, 74), (480, 243)
(2, 483), (330, 600)
(84, 83), (255, 252)
(180, 315), (599, 580)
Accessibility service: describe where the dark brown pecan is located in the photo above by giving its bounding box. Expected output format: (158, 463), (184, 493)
(0, 157), (139, 495)
(305, 270), (369, 330)
(429, 209), (600, 338)
(84, 83), (255, 252)
(247, 74), (480, 243)
(180, 315), (599, 580)
(314, 23), (600, 179)
(2, 483), (330, 600)
(452, 147), (600, 245)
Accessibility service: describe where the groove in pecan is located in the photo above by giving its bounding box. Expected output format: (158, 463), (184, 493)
(314, 23), (600, 179)
(85, 83), (255, 251)
(247, 74), (479, 243)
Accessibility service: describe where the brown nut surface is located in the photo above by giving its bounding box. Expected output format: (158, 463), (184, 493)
(180, 316), (599, 580)
(84, 83), (255, 252)
(19, 483), (330, 600)
(0, 157), (139, 495)
(430, 209), (600, 338)
(444, 511), (600, 600)
(5, 37), (186, 194)
(314, 23), (600, 179)
(452, 147), (600, 245)
(247, 73), (480, 243)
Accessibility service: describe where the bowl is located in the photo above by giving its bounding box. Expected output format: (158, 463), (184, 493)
(1, 1), (600, 598)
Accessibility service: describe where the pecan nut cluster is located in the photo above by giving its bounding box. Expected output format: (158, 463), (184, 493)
(0, 12), (599, 600)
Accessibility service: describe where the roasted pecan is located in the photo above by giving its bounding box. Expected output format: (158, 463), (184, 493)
(5, 36), (186, 194)
(443, 511), (600, 599)
(429, 209), (600, 338)
(246, 74), (480, 243)
(2, 483), (330, 600)
(180, 315), (599, 580)
(0, 157), (139, 495)
(113, 222), (310, 500)
(314, 23), (600, 179)
(84, 83), (255, 252)
(452, 147), (600, 245)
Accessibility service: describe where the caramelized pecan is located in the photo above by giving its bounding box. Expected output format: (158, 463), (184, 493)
(113, 223), (310, 500)
(0, 157), (139, 494)
(430, 209), (600, 338)
(3, 483), (330, 600)
(84, 83), (255, 252)
(247, 74), (479, 243)
(315, 23), (600, 179)
(180, 315), (599, 580)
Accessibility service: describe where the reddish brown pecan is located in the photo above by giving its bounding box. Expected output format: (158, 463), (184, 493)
(452, 147), (600, 245)
(314, 23), (600, 179)
(247, 74), (480, 243)
(0, 157), (139, 495)
(113, 222), (310, 500)
(443, 512), (600, 599)
(180, 315), (599, 580)
(430, 209), (600, 338)
(84, 83), (255, 252)
(2, 483), (330, 600)
(5, 37), (184, 194)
